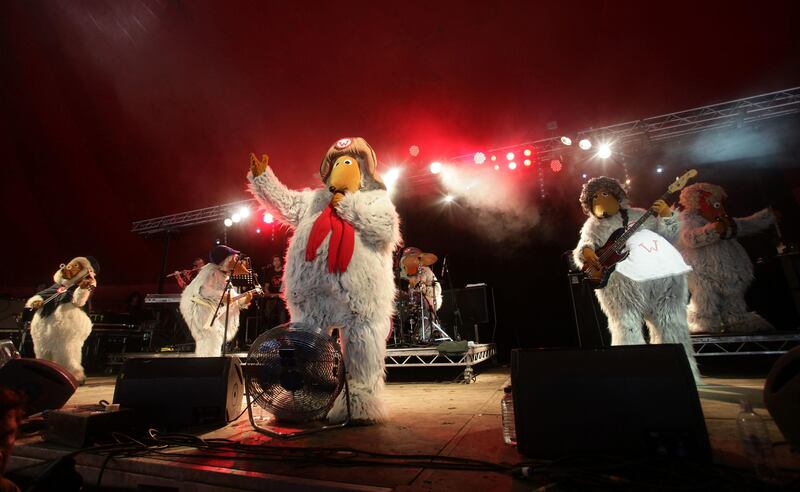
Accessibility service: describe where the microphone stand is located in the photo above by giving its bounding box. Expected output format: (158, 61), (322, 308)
(211, 256), (244, 356)
(441, 255), (462, 341)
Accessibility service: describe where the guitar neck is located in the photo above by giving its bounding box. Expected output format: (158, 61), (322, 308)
(611, 190), (670, 249)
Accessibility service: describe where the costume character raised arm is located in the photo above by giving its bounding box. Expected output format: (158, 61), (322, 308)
(573, 177), (700, 382)
(247, 137), (401, 424)
(25, 256), (99, 383)
(678, 183), (776, 333)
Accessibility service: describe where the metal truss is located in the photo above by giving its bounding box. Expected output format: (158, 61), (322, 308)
(385, 343), (496, 383)
(452, 86), (800, 163)
(132, 88), (800, 231)
(131, 198), (257, 235)
(692, 333), (800, 357)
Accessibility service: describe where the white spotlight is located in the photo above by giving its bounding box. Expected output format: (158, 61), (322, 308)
(578, 139), (592, 150)
(474, 152), (486, 164)
(443, 194), (455, 203)
(508, 162), (517, 170)
(560, 136), (573, 146)
(429, 161), (443, 174)
(383, 167), (402, 191)
(238, 206), (251, 219)
(506, 152), (515, 161)
(582, 173), (588, 179)
(224, 218), (233, 227)
(231, 213), (242, 223)
(597, 143), (612, 159)
(263, 212), (274, 224)
(656, 166), (663, 173)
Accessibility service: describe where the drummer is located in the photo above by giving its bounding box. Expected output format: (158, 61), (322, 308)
(400, 247), (442, 313)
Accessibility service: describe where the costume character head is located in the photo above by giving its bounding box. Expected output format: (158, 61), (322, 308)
(579, 176), (628, 219)
(679, 182), (729, 224)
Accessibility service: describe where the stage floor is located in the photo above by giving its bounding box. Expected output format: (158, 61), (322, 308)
(10, 368), (800, 491)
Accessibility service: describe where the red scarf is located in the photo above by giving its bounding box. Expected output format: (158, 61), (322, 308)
(305, 204), (355, 273)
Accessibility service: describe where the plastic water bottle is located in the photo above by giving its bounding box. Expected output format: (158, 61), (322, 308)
(736, 400), (776, 480)
(501, 385), (516, 445)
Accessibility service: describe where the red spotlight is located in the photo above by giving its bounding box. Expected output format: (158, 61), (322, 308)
(263, 212), (274, 224)
(490, 155), (497, 161)
(523, 159), (532, 166)
(550, 159), (563, 173)
(508, 161), (517, 170)
(474, 152), (486, 164)
(523, 148), (532, 157)
(506, 152), (515, 161)
(493, 164), (500, 171)
(256, 228), (261, 234)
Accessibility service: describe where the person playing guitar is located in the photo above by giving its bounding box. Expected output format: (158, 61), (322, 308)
(572, 174), (700, 382)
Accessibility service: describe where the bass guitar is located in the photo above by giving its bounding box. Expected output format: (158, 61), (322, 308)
(583, 169), (697, 289)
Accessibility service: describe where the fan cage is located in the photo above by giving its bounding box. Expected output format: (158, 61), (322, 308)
(245, 323), (345, 422)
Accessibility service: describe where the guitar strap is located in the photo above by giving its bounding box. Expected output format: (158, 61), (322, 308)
(620, 208), (629, 229)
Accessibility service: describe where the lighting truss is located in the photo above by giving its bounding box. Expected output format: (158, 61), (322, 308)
(131, 199), (257, 235)
(132, 87), (800, 233)
(453, 86), (800, 163)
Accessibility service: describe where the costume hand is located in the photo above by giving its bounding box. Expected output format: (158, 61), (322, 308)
(714, 219), (728, 235)
(79, 274), (96, 290)
(30, 300), (43, 309)
(651, 199), (672, 217)
(331, 190), (346, 206)
(582, 247), (602, 272)
(249, 152), (269, 177)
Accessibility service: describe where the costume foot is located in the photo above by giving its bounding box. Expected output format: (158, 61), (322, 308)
(326, 387), (387, 424)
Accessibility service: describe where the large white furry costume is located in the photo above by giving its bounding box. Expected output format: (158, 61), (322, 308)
(179, 257), (246, 357)
(678, 183), (776, 333)
(25, 257), (98, 382)
(247, 137), (401, 423)
(573, 177), (699, 381)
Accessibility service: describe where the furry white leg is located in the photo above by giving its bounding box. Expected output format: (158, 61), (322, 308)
(326, 315), (389, 425)
(646, 277), (701, 383)
(193, 330), (223, 357)
(51, 340), (87, 383)
(687, 274), (722, 334)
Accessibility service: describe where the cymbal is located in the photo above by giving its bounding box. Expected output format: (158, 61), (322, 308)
(402, 252), (438, 266)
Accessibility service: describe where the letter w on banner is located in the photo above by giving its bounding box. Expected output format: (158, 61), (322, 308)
(638, 240), (659, 253)
(615, 230), (691, 282)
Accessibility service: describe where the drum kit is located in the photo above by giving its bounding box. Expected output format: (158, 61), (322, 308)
(391, 247), (452, 346)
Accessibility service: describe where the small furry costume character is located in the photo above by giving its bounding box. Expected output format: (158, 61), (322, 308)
(678, 182), (776, 333)
(247, 137), (401, 423)
(25, 257), (98, 383)
(573, 177), (699, 381)
(179, 245), (252, 357)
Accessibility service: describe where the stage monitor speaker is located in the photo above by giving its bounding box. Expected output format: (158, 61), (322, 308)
(113, 355), (243, 431)
(511, 344), (710, 461)
(566, 272), (608, 349)
(764, 346), (800, 448)
(0, 358), (78, 415)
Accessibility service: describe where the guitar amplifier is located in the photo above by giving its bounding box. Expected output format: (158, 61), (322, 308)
(440, 284), (495, 343)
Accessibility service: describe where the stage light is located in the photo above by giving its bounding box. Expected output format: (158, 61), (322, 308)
(490, 155), (497, 161)
(578, 139), (592, 150)
(597, 143), (612, 159)
(550, 159), (563, 173)
(256, 228), (261, 234)
(582, 173), (588, 179)
(474, 152), (486, 164)
(493, 164), (500, 171)
(656, 166), (663, 173)
(224, 218), (233, 227)
(625, 179), (631, 185)
(508, 162), (517, 170)
(238, 206), (251, 219)
(409, 145), (420, 157)
(263, 213), (274, 224)
(560, 136), (573, 146)
(443, 194), (455, 203)
(429, 161), (443, 174)
(231, 213), (242, 223)
(506, 152), (515, 161)
(523, 159), (532, 166)
(215, 238), (221, 245)
(383, 167), (402, 191)
(523, 148), (532, 157)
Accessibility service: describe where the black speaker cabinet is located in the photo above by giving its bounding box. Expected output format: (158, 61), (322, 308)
(764, 346), (800, 448)
(511, 344), (710, 461)
(113, 356), (243, 431)
(440, 284), (495, 342)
